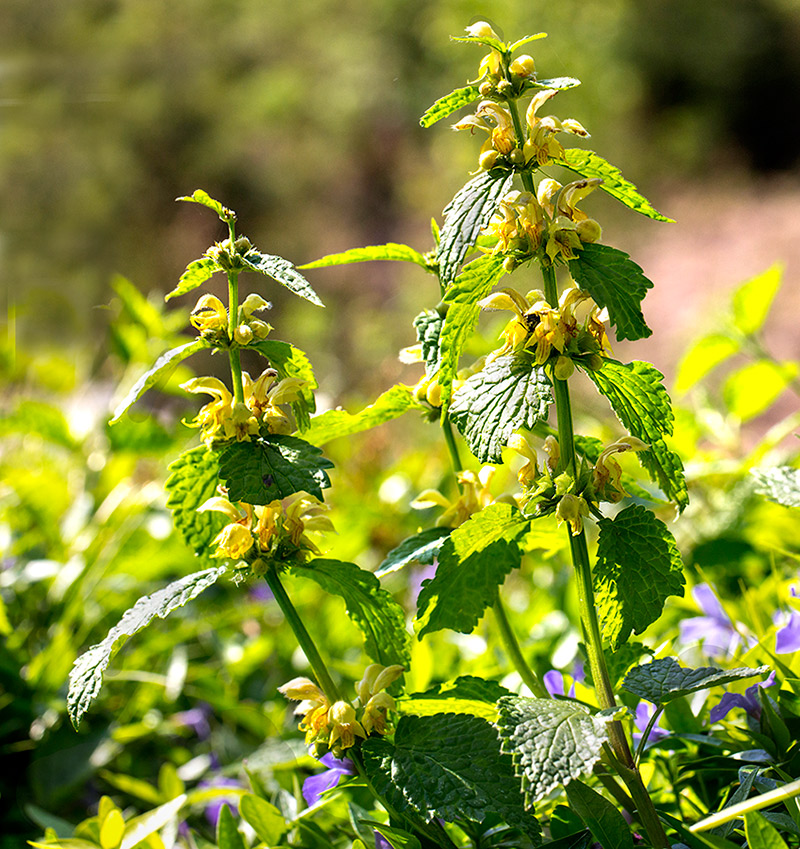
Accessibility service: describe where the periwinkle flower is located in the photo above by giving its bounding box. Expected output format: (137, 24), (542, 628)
(679, 584), (747, 658)
(632, 702), (668, 747)
(302, 752), (356, 807)
(709, 671), (776, 723)
(776, 586), (800, 655)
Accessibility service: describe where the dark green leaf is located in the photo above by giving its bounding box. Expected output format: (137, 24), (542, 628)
(176, 189), (236, 221)
(165, 446), (227, 556)
(110, 339), (211, 423)
(376, 527), (451, 577)
(496, 696), (610, 806)
(300, 242), (428, 268)
(238, 794), (287, 845)
(752, 467), (800, 508)
(218, 435), (333, 503)
(248, 338), (318, 429)
(240, 250), (324, 307)
(565, 779), (634, 849)
(165, 257), (222, 301)
(570, 243), (653, 342)
(301, 384), (425, 446)
(370, 825), (422, 849)
(540, 831), (594, 849)
(449, 353), (552, 463)
(293, 559), (411, 666)
(216, 805), (245, 849)
(397, 676), (513, 721)
(419, 84), (481, 127)
(594, 505), (685, 649)
(416, 503), (530, 637)
(562, 149), (674, 222)
(67, 567), (227, 727)
(437, 171), (514, 288)
(362, 714), (541, 841)
(413, 310), (444, 377)
(622, 658), (770, 706)
(583, 359), (688, 511)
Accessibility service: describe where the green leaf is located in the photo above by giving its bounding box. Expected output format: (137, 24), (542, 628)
(530, 75), (580, 90)
(451, 34), (507, 51)
(744, 812), (790, 849)
(752, 466), (800, 508)
(496, 696), (610, 806)
(415, 503), (530, 637)
(218, 435), (333, 503)
(239, 794), (287, 845)
(110, 339), (211, 423)
(722, 360), (798, 422)
(216, 804), (245, 849)
(376, 527), (451, 577)
(0, 399), (76, 450)
(413, 310), (444, 377)
(67, 569), (226, 727)
(165, 256), (222, 301)
(449, 353), (552, 463)
(370, 825), (422, 849)
(293, 559), (411, 666)
(622, 658), (770, 705)
(177, 189), (236, 221)
(419, 84), (481, 127)
(732, 264), (783, 337)
(437, 170), (514, 288)
(594, 505), (685, 650)
(165, 446), (227, 556)
(248, 338), (318, 429)
(240, 250), (324, 307)
(674, 333), (740, 395)
(397, 676), (513, 721)
(362, 713), (541, 841)
(300, 242), (428, 268)
(302, 384), (425, 446)
(562, 149), (674, 222)
(583, 358), (688, 511)
(539, 830), (594, 848)
(570, 243), (653, 342)
(509, 32), (549, 51)
(565, 779), (634, 849)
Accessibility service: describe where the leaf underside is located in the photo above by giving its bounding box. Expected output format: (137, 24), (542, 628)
(241, 250), (324, 307)
(751, 466), (800, 508)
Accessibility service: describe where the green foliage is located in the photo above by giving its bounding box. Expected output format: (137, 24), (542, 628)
(293, 559), (411, 666)
(565, 779), (634, 849)
(413, 310), (444, 377)
(300, 243), (429, 269)
(238, 794), (287, 845)
(496, 697), (610, 806)
(240, 249), (324, 307)
(415, 503), (531, 637)
(419, 85), (481, 128)
(397, 676), (513, 721)
(732, 264), (783, 337)
(218, 435), (333, 503)
(67, 567), (227, 727)
(376, 527), (451, 577)
(752, 466), (800, 508)
(177, 189), (236, 221)
(362, 713), (541, 840)
(674, 334), (740, 395)
(165, 257), (223, 301)
(622, 658), (770, 705)
(531, 76), (581, 89)
(744, 812), (790, 849)
(216, 805), (245, 849)
(570, 243), (653, 342)
(449, 353), (552, 463)
(593, 505), (685, 649)
(723, 360), (799, 422)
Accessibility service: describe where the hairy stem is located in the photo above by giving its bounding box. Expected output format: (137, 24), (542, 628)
(227, 269), (245, 405)
(493, 596), (549, 698)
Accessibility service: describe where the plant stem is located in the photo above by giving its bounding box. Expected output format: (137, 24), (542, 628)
(441, 413), (463, 487)
(263, 564), (341, 703)
(493, 596), (548, 698)
(227, 269), (245, 405)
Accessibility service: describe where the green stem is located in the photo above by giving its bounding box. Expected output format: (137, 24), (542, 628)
(493, 596), (548, 698)
(441, 413), (463, 485)
(263, 565), (341, 703)
(227, 269), (245, 404)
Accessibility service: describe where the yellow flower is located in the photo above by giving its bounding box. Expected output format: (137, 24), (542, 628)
(283, 492), (335, 552)
(506, 433), (539, 488)
(355, 662), (403, 736)
(279, 677), (331, 744)
(556, 493), (590, 536)
(210, 522), (254, 560)
(181, 376), (234, 444)
(361, 692), (396, 735)
(190, 294), (228, 334)
(523, 90), (589, 166)
(411, 467), (495, 528)
(328, 701), (367, 750)
(592, 436), (649, 503)
(244, 370), (306, 435)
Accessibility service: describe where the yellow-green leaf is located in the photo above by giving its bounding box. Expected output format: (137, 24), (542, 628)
(723, 360), (798, 422)
(732, 264), (783, 337)
(674, 333), (740, 394)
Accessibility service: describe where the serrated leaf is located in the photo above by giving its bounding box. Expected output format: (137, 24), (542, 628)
(451, 34), (507, 51)
(240, 251), (324, 307)
(376, 527), (451, 577)
(565, 779), (634, 849)
(165, 257), (222, 301)
(419, 84), (481, 128)
(496, 696), (610, 806)
(218, 435), (333, 503)
(562, 149), (674, 222)
(415, 503), (530, 637)
(67, 570), (226, 727)
(570, 243), (653, 342)
(744, 812), (790, 849)
(437, 171), (514, 288)
(674, 334), (740, 395)
(583, 358), (688, 511)
(293, 559), (410, 666)
(449, 353), (552, 463)
(752, 466), (800, 508)
(622, 658), (770, 705)
(110, 339), (211, 423)
(238, 794), (287, 845)
(722, 360), (798, 422)
(248, 338), (318, 429)
(732, 264), (783, 337)
(302, 384), (424, 446)
(216, 805), (245, 849)
(363, 714), (541, 841)
(509, 32), (549, 51)
(530, 76), (581, 90)
(413, 310), (444, 377)
(299, 242), (428, 269)
(593, 505), (684, 650)
(177, 189), (235, 220)
(397, 676), (513, 721)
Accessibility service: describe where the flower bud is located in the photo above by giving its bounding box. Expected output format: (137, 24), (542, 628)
(509, 55), (536, 78)
(478, 150), (499, 171)
(554, 355), (574, 380)
(234, 236), (253, 254)
(508, 149), (525, 166)
(426, 379), (442, 408)
(497, 79), (513, 96)
(466, 21), (500, 40)
(576, 218), (602, 243)
(503, 256), (518, 273)
(479, 80), (495, 97)
(241, 293), (271, 317)
(278, 677), (325, 702)
(233, 323), (254, 344)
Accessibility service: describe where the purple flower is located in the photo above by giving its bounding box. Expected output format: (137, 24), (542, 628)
(544, 670), (576, 698)
(776, 587), (800, 654)
(302, 753), (357, 807)
(374, 832), (393, 849)
(248, 583), (274, 602)
(679, 584), (746, 658)
(709, 671), (776, 723)
(632, 702), (668, 747)
(172, 703), (212, 740)
(199, 776), (244, 828)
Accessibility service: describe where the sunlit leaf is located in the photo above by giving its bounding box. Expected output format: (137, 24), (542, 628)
(240, 250), (324, 307)
(723, 360), (798, 422)
(509, 32), (549, 51)
(530, 76), (580, 89)
(751, 466), (800, 508)
(419, 85), (481, 128)
(565, 779), (634, 849)
(732, 264), (783, 337)
(165, 257), (222, 301)
(176, 189), (235, 221)
(674, 333), (740, 395)
(239, 795), (287, 846)
(299, 243), (428, 269)
(376, 527), (451, 577)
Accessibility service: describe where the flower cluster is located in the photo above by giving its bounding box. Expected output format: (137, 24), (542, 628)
(279, 663), (403, 756)
(191, 289), (272, 345)
(412, 466), (508, 528)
